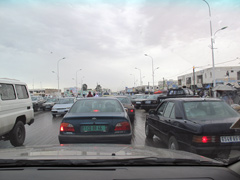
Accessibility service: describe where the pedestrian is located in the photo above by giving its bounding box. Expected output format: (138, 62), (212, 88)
(87, 91), (93, 97)
(94, 93), (99, 97)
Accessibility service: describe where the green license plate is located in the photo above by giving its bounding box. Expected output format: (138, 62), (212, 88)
(81, 125), (107, 132)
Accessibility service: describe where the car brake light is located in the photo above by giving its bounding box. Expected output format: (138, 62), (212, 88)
(130, 109), (134, 113)
(60, 123), (75, 132)
(114, 122), (130, 131)
(93, 109), (99, 112)
(192, 135), (218, 143)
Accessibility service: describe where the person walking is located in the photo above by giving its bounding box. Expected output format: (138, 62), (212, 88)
(87, 91), (93, 97)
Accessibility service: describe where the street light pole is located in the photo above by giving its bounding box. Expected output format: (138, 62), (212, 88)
(202, 0), (227, 97)
(135, 67), (142, 86)
(57, 57), (66, 97)
(145, 54), (155, 92)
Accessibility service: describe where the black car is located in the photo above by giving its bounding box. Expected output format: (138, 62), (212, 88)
(114, 96), (135, 122)
(131, 94), (149, 109)
(31, 96), (45, 112)
(145, 98), (240, 157)
(141, 94), (160, 112)
(59, 98), (132, 144)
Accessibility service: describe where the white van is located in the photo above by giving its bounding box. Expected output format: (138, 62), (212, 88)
(0, 78), (34, 146)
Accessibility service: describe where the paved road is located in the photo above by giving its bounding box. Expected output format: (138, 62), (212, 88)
(0, 109), (166, 149)
(0, 109), (239, 161)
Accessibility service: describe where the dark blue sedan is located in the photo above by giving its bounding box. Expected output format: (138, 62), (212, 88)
(58, 98), (132, 144)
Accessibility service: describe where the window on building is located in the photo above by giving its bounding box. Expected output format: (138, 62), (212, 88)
(205, 73), (207, 78)
(210, 72), (212, 78)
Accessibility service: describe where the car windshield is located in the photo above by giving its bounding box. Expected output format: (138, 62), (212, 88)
(116, 97), (131, 104)
(70, 99), (124, 113)
(31, 97), (37, 101)
(1, 0), (240, 170)
(146, 95), (159, 100)
(46, 98), (56, 102)
(56, 98), (74, 104)
(184, 101), (240, 121)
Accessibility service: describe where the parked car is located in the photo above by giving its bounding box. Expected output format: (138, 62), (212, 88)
(58, 97), (132, 144)
(51, 97), (75, 117)
(42, 98), (57, 111)
(114, 96), (135, 122)
(141, 94), (160, 112)
(131, 94), (149, 109)
(145, 98), (240, 157)
(0, 78), (34, 147)
(31, 96), (45, 112)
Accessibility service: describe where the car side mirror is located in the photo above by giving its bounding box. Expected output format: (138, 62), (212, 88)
(149, 109), (156, 115)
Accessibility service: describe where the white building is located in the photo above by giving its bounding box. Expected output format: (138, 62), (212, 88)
(178, 66), (240, 88)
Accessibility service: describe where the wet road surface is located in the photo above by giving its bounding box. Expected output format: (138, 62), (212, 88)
(0, 109), (166, 148)
(0, 109), (239, 161)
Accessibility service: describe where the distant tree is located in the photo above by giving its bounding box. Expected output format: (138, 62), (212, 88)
(82, 84), (88, 91)
(95, 84), (102, 92)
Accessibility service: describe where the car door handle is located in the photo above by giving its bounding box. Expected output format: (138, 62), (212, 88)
(27, 106), (31, 109)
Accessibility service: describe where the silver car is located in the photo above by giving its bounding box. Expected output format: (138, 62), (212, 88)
(51, 97), (76, 117)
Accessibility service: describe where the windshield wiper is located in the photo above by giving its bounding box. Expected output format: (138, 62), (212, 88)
(0, 157), (224, 167)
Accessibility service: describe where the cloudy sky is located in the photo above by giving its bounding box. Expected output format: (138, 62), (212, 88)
(0, 0), (240, 91)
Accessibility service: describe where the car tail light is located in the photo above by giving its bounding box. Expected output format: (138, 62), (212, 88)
(114, 122), (130, 132)
(60, 123), (75, 132)
(93, 109), (99, 112)
(130, 109), (134, 113)
(192, 135), (218, 143)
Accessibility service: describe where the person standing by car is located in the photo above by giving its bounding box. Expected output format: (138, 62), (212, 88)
(87, 91), (93, 97)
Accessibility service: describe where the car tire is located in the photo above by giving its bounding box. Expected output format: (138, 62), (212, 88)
(168, 136), (179, 150)
(52, 114), (56, 117)
(9, 121), (26, 147)
(145, 123), (154, 139)
(34, 107), (38, 112)
(43, 108), (45, 111)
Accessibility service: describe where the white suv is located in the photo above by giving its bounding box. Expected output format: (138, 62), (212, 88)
(0, 78), (34, 146)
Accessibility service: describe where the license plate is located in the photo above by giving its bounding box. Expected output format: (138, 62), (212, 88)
(145, 101), (151, 104)
(220, 135), (240, 143)
(81, 125), (107, 132)
(136, 102), (141, 104)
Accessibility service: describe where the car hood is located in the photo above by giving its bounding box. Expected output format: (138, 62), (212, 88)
(53, 104), (73, 108)
(43, 102), (54, 105)
(0, 144), (223, 165)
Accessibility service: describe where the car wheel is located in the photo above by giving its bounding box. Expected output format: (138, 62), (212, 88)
(168, 136), (179, 150)
(9, 121), (26, 147)
(34, 106), (38, 112)
(43, 107), (45, 111)
(52, 114), (56, 117)
(145, 123), (154, 139)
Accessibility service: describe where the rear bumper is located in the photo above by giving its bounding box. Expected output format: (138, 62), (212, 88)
(58, 134), (132, 144)
(190, 144), (240, 156)
(51, 110), (68, 115)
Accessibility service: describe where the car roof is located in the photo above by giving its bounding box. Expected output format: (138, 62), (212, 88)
(164, 97), (222, 102)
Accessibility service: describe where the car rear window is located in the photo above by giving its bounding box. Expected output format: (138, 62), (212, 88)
(116, 97), (131, 104)
(70, 99), (124, 113)
(183, 101), (239, 121)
